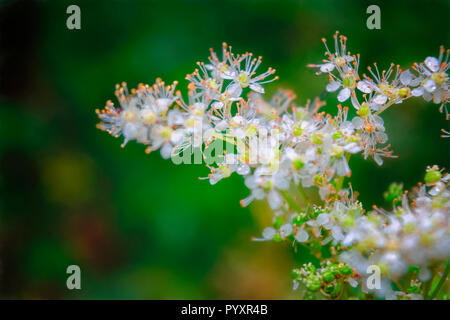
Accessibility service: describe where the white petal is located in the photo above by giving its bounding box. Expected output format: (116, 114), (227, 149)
(249, 83), (265, 93)
(227, 82), (243, 97)
(123, 122), (138, 141)
(320, 63), (335, 73)
(343, 142), (363, 154)
(262, 227), (276, 240)
(156, 98), (172, 112)
(317, 213), (329, 225)
(215, 120), (229, 131)
(351, 94), (360, 109)
(337, 87), (351, 102)
(376, 132), (388, 144)
(424, 57), (439, 72)
(423, 92), (432, 102)
(433, 93), (442, 104)
(357, 80), (373, 93)
(423, 79), (437, 93)
(295, 229), (309, 242)
(326, 81), (341, 92)
(279, 223), (293, 237)
(351, 116), (364, 129)
(348, 278), (358, 288)
(399, 69), (413, 86)
(373, 94), (388, 105)
(374, 154), (383, 166)
(212, 101), (224, 109)
(410, 76), (423, 87)
(268, 190), (282, 209)
(373, 114), (384, 127)
(237, 164), (250, 175)
(170, 129), (185, 144)
(167, 110), (185, 126)
(411, 87), (424, 96)
(160, 143), (173, 159)
(221, 70), (236, 80)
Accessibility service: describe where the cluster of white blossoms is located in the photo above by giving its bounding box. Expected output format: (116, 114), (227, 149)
(96, 33), (449, 300)
(309, 32), (449, 118)
(340, 166), (449, 278)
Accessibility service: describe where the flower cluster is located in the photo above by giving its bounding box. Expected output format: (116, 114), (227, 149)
(95, 33), (449, 300)
(292, 261), (357, 299)
(309, 32), (449, 118)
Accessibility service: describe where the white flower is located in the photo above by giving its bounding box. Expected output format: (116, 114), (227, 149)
(295, 229), (309, 242)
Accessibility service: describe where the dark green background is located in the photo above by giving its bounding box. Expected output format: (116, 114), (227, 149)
(0, 0), (448, 299)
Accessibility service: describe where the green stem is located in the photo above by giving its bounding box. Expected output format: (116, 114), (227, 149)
(430, 261), (450, 300)
(374, 100), (395, 115)
(279, 190), (302, 213)
(297, 184), (308, 207)
(422, 275), (434, 300)
(375, 96), (413, 116)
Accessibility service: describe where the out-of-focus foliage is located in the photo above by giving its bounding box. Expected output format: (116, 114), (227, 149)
(0, 0), (448, 298)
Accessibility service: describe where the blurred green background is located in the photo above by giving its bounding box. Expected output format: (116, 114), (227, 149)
(0, 0), (448, 299)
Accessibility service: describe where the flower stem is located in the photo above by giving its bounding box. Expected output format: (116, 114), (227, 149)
(430, 260), (450, 300)
(279, 189), (303, 213)
(374, 101), (395, 115)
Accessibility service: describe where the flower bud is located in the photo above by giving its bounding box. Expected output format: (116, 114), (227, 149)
(311, 133), (323, 145)
(424, 169), (442, 184)
(293, 123), (303, 136)
(322, 270), (335, 282)
(356, 103), (370, 117)
(398, 87), (410, 98)
(293, 158), (305, 170)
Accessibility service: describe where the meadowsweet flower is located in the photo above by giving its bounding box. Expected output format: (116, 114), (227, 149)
(309, 32), (360, 103)
(412, 46), (449, 116)
(96, 34), (450, 300)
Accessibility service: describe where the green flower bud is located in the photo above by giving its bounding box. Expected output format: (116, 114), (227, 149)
(342, 216), (355, 228)
(311, 133), (323, 145)
(398, 87), (410, 98)
(293, 158), (304, 170)
(356, 103), (370, 117)
(292, 215), (305, 225)
(322, 270), (335, 282)
(339, 265), (353, 275)
(303, 263), (316, 274)
(329, 264), (340, 276)
(332, 131), (344, 139)
(383, 182), (403, 206)
(273, 233), (282, 243)
(331, 146), (344, 158)
(291, 269), (301, 280)
(238, 71), (249, 86)
(305, 275), (322, 291)
(293, 123), (303, 136)
(343, 75), (356, 88)
(313, 174), (325, 186)
(424, 169), (442, 184)
(274, 216), (284, 229)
